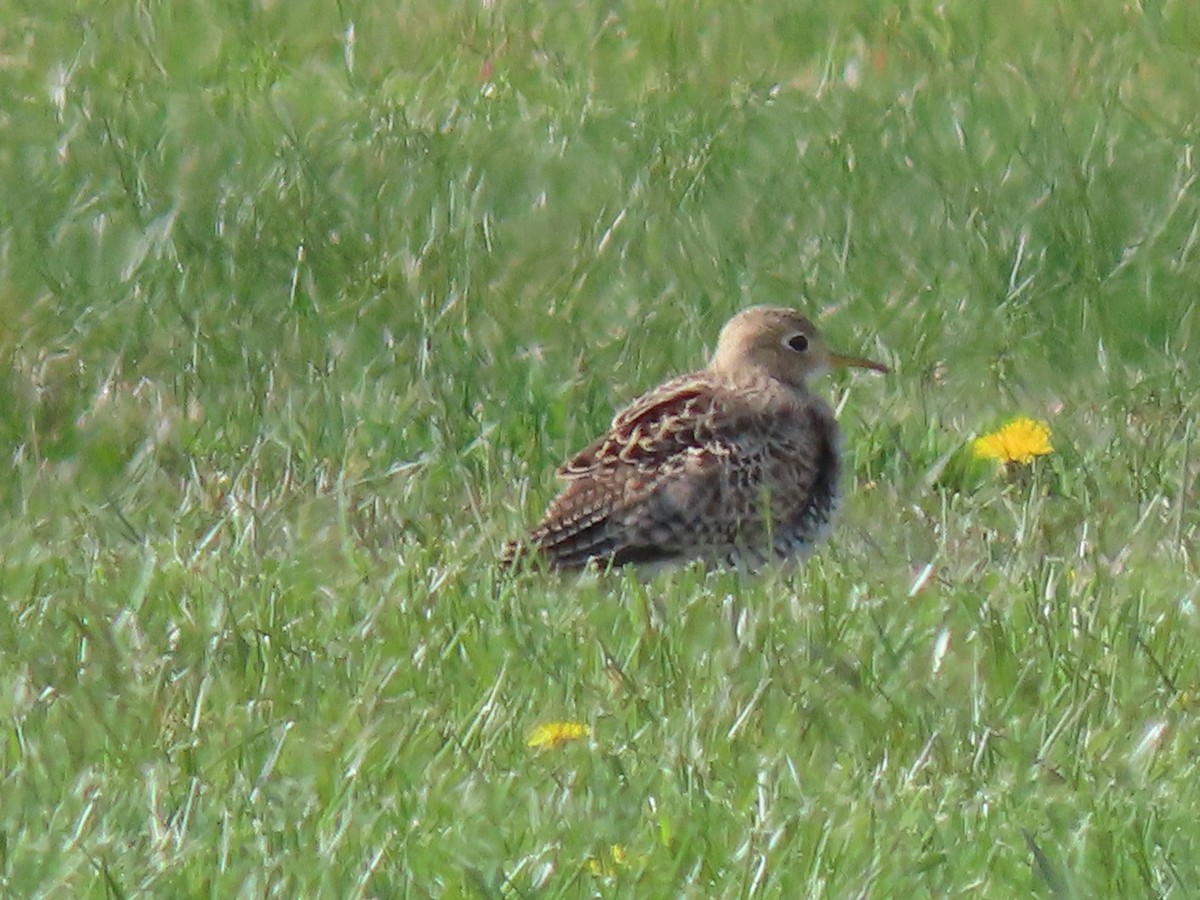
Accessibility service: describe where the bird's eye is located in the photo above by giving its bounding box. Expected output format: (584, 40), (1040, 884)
(786, 333), (809, 353)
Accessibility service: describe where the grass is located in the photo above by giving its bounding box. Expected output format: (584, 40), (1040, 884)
(1, 0), (1199, 895)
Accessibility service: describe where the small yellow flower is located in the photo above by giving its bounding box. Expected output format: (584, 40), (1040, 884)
(973, 417), (1053, 465)
(587, 844), (638, 876)
(526, 721), (589, 750)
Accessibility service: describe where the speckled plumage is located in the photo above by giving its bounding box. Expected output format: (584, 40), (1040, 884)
(504, 307), (887, 572)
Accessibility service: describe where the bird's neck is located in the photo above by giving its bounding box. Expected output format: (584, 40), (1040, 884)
(708, 363), (814, 407)
(710, 362), (806, 393)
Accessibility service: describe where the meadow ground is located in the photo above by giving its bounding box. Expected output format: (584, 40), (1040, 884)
(2, 1), (1199, 896)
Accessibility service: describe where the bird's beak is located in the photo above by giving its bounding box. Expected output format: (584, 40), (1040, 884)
(829, 352), (890, 374)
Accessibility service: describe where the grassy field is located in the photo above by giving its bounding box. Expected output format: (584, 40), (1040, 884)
(2, 0), (1199, 895)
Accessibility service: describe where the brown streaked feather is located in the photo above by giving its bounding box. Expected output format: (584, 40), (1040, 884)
(556, 375), (719, 478)
(530, 378), (736, 568)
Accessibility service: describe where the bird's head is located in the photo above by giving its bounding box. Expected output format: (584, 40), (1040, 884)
(709, 306), (889, 389)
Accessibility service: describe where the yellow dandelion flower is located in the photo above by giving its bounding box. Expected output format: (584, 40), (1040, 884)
(526, 721), (589, 750)
(587, 844), (638, 876)
(973, 417), (1053, 465)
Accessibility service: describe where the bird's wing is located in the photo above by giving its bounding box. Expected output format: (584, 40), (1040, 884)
(526, 374), (765, 569)
(555, 373), (723, 479)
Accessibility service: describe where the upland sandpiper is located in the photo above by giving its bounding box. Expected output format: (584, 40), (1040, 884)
(504, 306), (888, 572)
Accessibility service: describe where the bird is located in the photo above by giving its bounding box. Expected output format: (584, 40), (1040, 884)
(503, 306), (888, 572)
